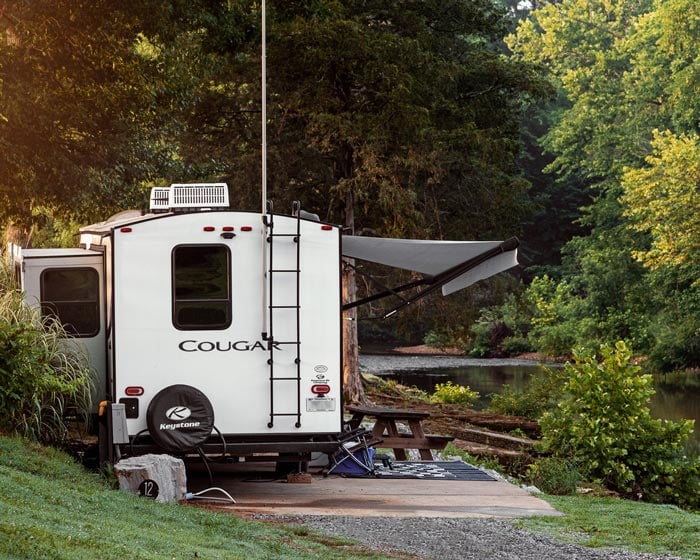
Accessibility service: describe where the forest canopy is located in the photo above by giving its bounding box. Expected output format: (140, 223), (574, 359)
(1, 0), (698, 369)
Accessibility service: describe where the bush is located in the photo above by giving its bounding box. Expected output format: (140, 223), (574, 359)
(489, 365), (566, 419)
(0, 283), (93, 443)
(527, 456), (582, 495)
(647, 310), (700, 371)
(500, 336), (533, 356)
(539, 341), (700, 508)
(423, 326), (470, 352)
(373, 378), (430, 403)
(467, 318), (513, 358)
(430, 381), (479, 407)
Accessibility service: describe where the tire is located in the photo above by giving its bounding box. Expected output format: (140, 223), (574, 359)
(146, 384), (215, 453)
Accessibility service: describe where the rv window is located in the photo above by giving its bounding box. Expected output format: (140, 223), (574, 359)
(40, 268), (100, 337)
(172, 245), (231, 330)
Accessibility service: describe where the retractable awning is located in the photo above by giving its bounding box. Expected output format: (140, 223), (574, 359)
(341, 235), (519, 317)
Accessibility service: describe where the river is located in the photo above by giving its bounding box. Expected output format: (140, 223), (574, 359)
(359, 354), (700, 447)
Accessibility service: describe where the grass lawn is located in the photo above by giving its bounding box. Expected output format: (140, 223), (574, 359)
(0, 436), (391, 560)
(3, 435), (699, 559)
(518, 494), (700, 560)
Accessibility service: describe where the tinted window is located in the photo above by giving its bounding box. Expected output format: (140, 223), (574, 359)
(41, 268), (100, 337)
(172, 245), (231, 329)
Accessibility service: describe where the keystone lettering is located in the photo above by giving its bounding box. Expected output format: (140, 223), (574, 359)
(178, 340), (281, 352)
(159, 421), (201, 430)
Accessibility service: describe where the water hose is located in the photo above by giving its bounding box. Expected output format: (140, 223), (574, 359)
(185, 487), (236, 504)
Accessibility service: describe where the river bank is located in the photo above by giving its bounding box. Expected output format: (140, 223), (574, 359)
(359, 352), (700, 449)
(381, 344), (562, 363)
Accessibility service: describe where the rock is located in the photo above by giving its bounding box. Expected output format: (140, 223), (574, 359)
(114, 454), (187, 503)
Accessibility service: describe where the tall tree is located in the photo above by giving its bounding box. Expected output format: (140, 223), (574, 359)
(0, 0), (201, 229)
(622, 131), (700, 279)
(621, 130), (700, 368)
(508, 0), (700, 365)
(1, 1), (549, 398)
(184, 1), (548, 401)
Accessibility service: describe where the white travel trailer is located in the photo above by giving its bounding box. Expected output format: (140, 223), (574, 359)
(9, 183), (519, 467)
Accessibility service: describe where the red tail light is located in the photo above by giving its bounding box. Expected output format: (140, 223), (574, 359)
(311, 384), (331, 395)
(125, 386), (144, 396)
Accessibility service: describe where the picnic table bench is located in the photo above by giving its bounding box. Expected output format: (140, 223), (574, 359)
(346, 405), (454, 461)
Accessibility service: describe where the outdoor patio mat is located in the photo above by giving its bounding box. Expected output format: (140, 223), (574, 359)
(342, 460), (496, 481)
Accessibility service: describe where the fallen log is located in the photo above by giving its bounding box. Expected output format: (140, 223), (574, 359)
(429, 411), (540, 438)
(451, 439), (533, 470)
(448, 426), (534, 451)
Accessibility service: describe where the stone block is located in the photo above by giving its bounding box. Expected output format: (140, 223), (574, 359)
(114, 454), (187, 503)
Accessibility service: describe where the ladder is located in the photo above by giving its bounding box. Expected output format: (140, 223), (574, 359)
(264, 201), (302, 428)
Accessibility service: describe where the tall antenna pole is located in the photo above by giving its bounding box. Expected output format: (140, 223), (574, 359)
(260, 0), (269, 341)
(261, 0), (267, 213)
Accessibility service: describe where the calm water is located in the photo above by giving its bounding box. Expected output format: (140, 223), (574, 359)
(359, 354), (700, 446)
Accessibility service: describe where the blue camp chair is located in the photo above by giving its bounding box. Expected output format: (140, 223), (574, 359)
(325, 428), (382, 476)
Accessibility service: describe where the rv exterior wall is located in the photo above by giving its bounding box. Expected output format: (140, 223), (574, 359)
(110, 212), (342, 436)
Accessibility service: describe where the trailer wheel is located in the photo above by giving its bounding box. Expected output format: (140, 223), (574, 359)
(146, 384), (215, 453)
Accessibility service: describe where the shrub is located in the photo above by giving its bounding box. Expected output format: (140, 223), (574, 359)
(423, 326), (470, 352)
(373, 378), (430, 403)
(539, 341), (700, 508)
(647, 310), (700, 371)
(468, 316), (515, 358)
(430, 381), (479, 407)
(489, 365), (566, 419)
(527, 456), (582, 495)
(0, 285), (93, 443)
(500, 336), (533, 356)
(523, 275), (600, 358)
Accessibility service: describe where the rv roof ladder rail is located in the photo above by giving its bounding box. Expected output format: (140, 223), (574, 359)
(264, 201), (303, 429)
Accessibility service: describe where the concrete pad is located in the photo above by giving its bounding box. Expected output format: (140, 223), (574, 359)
(186, 466), (561, 518)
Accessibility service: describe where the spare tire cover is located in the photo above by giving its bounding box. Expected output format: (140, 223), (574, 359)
(146, 384), (215, 453)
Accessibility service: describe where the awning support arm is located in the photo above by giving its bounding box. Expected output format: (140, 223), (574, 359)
(342, 237), (519, 318)
(342, 260), (430, 311)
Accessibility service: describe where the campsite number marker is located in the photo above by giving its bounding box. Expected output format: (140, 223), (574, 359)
(139, 479), (159, 499)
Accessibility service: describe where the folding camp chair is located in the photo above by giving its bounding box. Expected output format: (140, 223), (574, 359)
(324, 428), (382, 476)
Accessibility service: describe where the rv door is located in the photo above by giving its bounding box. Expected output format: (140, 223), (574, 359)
(17, 248), (107, 413)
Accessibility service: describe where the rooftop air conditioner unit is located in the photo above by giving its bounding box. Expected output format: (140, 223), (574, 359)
(149, 183), (230, 212)
(170, 183), (229, 210)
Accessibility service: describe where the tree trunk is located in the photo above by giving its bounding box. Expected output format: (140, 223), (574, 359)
(4, 223), (33, 248)
(342, 259), (365, 404)
(342, 191), (367, 405)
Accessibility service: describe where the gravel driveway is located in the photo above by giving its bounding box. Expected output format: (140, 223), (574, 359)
(295, 515), (680, 560)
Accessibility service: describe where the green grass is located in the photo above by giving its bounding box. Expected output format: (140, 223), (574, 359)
(0, 436), (390, 560)
(3, 435), (699, 560)
(518, 494), (700, 560)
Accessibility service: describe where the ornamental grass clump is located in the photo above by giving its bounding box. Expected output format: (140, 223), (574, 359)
(0, 262), (92, 443)
(539, 341), (700, 509)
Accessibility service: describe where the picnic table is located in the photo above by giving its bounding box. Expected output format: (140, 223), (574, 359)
(346, 405), (454, 461)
